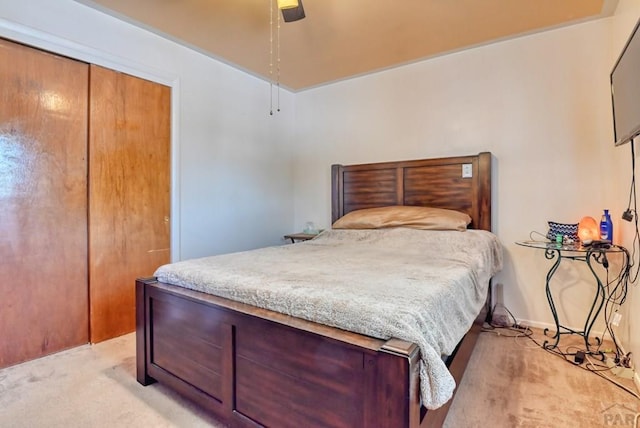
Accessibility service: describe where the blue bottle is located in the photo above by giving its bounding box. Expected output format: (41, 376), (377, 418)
(600, 209), (613, 242)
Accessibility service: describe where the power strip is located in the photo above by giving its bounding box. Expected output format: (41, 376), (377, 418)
(612, 366), (636, 379)
(605, 356), (636, 379)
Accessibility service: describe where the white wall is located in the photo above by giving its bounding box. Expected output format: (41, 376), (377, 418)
(0, 0), (296, 261)
(293, 11), (636, 345)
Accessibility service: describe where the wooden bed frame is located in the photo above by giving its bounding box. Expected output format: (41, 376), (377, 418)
(136, 152), (493, 427)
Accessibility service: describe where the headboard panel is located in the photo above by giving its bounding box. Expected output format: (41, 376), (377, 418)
(331, 152), (492, 231)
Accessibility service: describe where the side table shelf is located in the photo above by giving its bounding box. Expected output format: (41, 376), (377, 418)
(283, 233), (317, 243)
(516, 240), (627, 354)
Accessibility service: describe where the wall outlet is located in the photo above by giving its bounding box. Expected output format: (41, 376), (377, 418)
(462, 164), (473, 178)
(611, 311), (622, 327)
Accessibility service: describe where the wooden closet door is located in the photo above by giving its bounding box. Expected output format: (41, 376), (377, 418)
(89, 65), (171, 343)
(0, 39), (89, 368)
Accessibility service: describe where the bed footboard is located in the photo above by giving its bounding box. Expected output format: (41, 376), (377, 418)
(136, 277), (484, 427)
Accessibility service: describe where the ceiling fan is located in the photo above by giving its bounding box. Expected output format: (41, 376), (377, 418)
(277, 0), (305, 22)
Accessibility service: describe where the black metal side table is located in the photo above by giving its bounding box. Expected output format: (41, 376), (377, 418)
(516, 240), (625, 353)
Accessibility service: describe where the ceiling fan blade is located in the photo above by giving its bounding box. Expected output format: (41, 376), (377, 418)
(282, 0), (305, 22)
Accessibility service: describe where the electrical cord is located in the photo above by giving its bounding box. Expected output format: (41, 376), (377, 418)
(625, 138), (640, 283)
(488, 302), (519, 326)
(528, 231), (549, 242)
(597, 245), (632, 365)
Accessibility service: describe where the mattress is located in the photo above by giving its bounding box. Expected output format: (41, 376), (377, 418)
(155, 227), (503, 409)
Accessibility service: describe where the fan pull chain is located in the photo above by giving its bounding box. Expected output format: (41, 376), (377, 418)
(269, 0), (274, 115)
(269, 0), (283, 115)
(276, 5), (281, 113)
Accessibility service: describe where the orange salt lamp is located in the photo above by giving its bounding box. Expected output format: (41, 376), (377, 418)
(578, 216), (599, 243)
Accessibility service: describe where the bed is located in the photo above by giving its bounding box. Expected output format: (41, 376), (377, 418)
(136, 152), (500, 427)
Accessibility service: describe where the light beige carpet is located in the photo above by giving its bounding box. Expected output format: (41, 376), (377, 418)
(0, 334), (224, 428)
(0, 329), (638, 427)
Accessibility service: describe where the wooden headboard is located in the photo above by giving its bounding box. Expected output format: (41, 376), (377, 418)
(331, 152), (492, 231)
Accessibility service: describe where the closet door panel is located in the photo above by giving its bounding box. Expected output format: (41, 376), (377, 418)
(0, 39), (89, 368)
(89, 65), (171, 343)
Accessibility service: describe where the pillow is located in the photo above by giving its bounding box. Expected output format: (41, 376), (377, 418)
(332, 205), (471, 231)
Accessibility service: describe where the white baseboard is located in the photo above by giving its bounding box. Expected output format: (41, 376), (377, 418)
(515, 318), (556, 331)
(516, 318), (608, 339)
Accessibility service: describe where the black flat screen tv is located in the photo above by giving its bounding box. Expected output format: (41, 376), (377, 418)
(611, 17), (640, 146)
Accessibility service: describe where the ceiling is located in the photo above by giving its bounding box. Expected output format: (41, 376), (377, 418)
(76, 0), (617, 91)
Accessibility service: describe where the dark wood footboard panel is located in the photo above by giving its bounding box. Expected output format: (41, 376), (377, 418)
(137, 277), (487, 428)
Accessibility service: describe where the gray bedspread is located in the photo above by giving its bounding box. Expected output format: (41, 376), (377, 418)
(155, 228), (503, 409)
